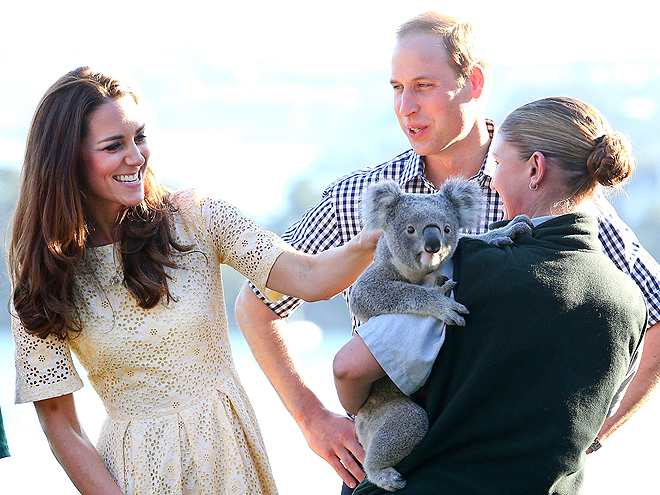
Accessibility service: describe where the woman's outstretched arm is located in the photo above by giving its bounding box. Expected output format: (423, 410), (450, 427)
(266, 228), (381, 302)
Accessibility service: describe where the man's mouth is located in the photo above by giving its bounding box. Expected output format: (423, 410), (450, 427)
(114, 172), (140, 183)
(409, 127), (422, 134)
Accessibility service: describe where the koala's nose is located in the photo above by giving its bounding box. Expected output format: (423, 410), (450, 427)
(423, 226), (442, 253)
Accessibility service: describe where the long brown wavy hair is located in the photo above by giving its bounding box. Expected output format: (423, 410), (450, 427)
(10, 67), (191, 339)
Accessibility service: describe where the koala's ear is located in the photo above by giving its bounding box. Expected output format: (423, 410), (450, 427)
(440, 178), (484, 230)
(362, 180), (402, 230)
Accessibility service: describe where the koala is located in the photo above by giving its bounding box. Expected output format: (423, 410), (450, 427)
(350, 178), (483, 326)
(349, 178), (532, 492)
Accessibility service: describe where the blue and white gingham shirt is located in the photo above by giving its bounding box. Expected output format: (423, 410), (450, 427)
(251, 120), (660, 330)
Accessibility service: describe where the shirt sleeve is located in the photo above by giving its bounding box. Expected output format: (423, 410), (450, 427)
(596, 195), (660, 327)
(249, 190), (343, 317)
(12, 311), (83, 404)
(358, 314), (446, 396)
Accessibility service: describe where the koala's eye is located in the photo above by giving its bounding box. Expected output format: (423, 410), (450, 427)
(406, 226), (415, 234)
(444, 225), (451, 234)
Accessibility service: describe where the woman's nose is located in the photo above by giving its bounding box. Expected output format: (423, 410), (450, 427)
(126, 143), (146, 167)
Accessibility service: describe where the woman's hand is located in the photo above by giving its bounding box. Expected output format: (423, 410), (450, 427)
(351, 224), (383, 252)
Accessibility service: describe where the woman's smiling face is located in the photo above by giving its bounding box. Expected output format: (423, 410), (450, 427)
(81, 95), (150, 233)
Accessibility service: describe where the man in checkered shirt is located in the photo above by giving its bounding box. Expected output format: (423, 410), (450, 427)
(235, 11), (660, 491)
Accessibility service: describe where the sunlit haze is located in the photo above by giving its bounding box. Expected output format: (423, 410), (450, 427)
(0, 0), (655, 219)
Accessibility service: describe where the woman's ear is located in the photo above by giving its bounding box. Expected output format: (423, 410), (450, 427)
(528, 151), (547, 190)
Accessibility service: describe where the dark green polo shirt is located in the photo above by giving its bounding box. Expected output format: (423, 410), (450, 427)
(355, 214), (646, 495)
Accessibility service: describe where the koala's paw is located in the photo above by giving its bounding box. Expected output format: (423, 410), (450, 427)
(506, 214), (533, 238)
(433, 276), (453, 293)
(432, 297), (469, 326)
(367, 467), (407, 492)
(480, 214), (533, 246)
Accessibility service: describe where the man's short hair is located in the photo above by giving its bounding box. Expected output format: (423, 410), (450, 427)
(396, 12), (491, 85)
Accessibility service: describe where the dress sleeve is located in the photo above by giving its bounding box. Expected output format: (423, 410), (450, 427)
(249, 191), (343, 318)
(177, 189), (293, 302)
(12, 312), (83, 404)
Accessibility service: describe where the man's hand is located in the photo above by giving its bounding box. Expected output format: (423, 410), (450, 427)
(235, 283), (365, 487)
(297, 406), (365, 488)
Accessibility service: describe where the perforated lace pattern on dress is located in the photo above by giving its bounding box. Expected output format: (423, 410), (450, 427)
(13, 189), (289, 494)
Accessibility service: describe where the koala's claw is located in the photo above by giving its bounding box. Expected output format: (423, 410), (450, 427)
(441, 311), (466, 327)
(504, 214), (533, 240)
(367, 467), (407, 492)
(433, 299), (469, 326)
(433, 277), (456, 295)
(479, 214), (533, 246)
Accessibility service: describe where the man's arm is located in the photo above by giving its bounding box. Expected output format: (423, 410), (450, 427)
(235, 284), (365, 488)
(594, 199), (660, 448)
(595, 321), (660, 446)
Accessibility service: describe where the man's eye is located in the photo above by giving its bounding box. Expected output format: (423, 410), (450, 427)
(135, 133), (147, 143)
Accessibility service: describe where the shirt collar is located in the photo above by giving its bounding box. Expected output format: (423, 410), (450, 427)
(532, 215), (556, 226)
(401, 119), (498, 186)
(399, 151), (426, 187)
(479, 119), (497, 180)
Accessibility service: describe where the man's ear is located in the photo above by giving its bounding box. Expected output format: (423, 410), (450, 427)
(469, 65), (486, 100)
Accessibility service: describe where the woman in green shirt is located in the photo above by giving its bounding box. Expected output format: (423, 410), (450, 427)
(334, 97), (648, 495)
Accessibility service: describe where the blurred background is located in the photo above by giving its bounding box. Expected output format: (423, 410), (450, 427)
(1, 0), (658, 493)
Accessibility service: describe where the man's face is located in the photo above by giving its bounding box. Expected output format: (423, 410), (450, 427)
(390, 32), (475, 160)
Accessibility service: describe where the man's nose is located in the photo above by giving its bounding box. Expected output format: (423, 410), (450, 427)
(396, 88), (419, 117)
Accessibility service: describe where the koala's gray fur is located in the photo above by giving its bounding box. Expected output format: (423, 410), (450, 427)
(350, 178), (532, 492)
(350, 178), (484, 326)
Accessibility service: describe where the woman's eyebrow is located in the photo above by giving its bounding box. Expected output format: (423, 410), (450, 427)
(98, 134), (124, 144)
(97, 124), (146, 144)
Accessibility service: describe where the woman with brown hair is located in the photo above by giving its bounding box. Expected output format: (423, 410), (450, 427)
(10, 66), (379, 494)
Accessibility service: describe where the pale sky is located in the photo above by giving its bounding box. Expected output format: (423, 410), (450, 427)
(0, 0), (655, 218)
(3, 0), (654, 79)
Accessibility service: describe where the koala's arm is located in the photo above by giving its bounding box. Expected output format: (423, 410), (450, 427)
(465, 214), (533, 246)
(350, 269), (469, 326)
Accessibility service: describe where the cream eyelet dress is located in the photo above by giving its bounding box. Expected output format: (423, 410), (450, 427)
(12, 189), (289, 494)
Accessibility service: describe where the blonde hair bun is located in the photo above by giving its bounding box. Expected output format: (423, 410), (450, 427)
(586, 132), (634, 188)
